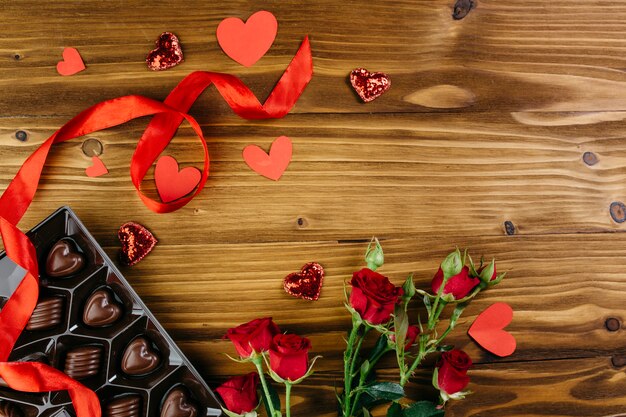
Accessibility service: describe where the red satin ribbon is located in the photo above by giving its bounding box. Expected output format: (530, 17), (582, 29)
(0, 37), (312, 416)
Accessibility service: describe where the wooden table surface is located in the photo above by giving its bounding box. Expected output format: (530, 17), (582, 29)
(2, 0), (626, 415)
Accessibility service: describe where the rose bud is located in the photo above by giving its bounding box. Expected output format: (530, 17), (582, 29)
(225, 317), (280, 358)
(431, 266), (480, 301)
(365, 238), (384, 270)
(349, 268), (403, 325)
(215, 372), (260, 414)
(434, 349), (472, 396)
(477, 260), (497, 283)
(390, 325), (420, 350)
(269, 333), (312, 381)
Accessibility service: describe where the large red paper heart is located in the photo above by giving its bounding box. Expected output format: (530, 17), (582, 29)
(85, 156), (108, 178)
(243, 136), (292, 181)
(146, 32), (184, 71)
(154, 156), (201, 203)
(56, 47), (86, 76)
(216, 10), (278, 67)
(283, 262), (324, 301)
(468, 302), (516, 357)
(349, 68), (391, 103)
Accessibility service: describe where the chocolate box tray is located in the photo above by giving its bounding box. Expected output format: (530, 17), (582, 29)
(0, 207), (222, 417)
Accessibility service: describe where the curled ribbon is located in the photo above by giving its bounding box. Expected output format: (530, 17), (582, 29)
(0, 37), (312, 416)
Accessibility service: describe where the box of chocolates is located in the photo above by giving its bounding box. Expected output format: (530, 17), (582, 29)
(0, 207), (222, 417)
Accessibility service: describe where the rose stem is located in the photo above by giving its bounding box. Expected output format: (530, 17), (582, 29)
(343, 323), (361, 416)
(285, 382), (292, 417)
(252, 355), (279, 417)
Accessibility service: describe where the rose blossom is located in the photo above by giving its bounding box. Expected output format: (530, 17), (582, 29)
(431, 266), (480, 300)
(269, 333), (312, 381)
(225, 317), (280, 357)
(436, 349), (472, 395)
(215, 372), (260, 414)
(349, 268), (403, 325)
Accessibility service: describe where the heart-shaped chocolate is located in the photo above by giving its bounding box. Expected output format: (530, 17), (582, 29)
(121, 336), (161, 376)
(283, 262), (324, 301)
(349, 68), (391, 103)
(45, 239), (85, 278)
(160, 387), (198, 417)
(146, 32), (184, 71)
(83, 289), (123, 327)
(118, 222), (157, 266)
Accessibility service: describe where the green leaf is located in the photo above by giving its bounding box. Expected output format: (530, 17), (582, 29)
(479, 259), (495, 283)
(423, 295), (432, 316)
(361, 359), (371, 375)
(448, 302), (468, 329)
(260, 380), (281, 417)
(393, 305), (409, 352)
(402, 401), (444, 417)
(368, 333), (391, 363)
(387, 402), (403, 417)
(222, 408), (245, 417)
(363, 407), (372, 417)
(361, 382), (405, 401)
(437, 344), (453, 352)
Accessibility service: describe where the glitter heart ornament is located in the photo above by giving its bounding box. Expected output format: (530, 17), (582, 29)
(118, 222), (157, 266)
(146, 32), (184, 71)
(349, 68), (391, 103)
(283, 262), (324, 301)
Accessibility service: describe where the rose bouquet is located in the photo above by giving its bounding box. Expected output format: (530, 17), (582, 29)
(339, 239), (504, 416)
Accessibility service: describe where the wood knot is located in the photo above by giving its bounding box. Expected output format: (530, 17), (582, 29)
(582, 152), (598, 166)
(81, 138), (103, 157)
(612, 354), (626, 368)
(453, 0), (475, 20)
(606, 318), (621, 332)
(14, 130), (28, 142)
(609, 202), (626, 224)
(504, 220), (515, 235)
(12, 53), (22, 61)
(296, 217), (308, 229)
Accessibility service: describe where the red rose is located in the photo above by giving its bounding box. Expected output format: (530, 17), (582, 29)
(226, 317), (280, 357)
(215, 372), (260, 414)
(478, 263), (497, 281)
(431, 266), (479, 300)
(269, 333), (311, 381)
(349, 268), (403, 325)
(436, 349), (472, 395)
(390, 325), (420, 350)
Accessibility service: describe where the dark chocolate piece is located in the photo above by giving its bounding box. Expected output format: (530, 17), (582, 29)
(105, 395), (141, 417)
(121, 337), (161, 376)
(26, 296), (64, 331)
(161, 387), (198, 417)
(83, 289), (123, 327)
(0, 401), (22, 417)
(64, 346), (102, 380)
(45, 239), (85, 278)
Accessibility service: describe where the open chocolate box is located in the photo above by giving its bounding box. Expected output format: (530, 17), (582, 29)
(0, 207), (222, 417)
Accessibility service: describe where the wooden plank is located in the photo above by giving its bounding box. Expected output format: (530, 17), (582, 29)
(3, 1), (626, 116)
(0, 112), (625, 244)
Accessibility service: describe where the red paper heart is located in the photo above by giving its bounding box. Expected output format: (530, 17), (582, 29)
(154, 156), (201, 203)
(242, 136), (292, 181)
(85, 156), (108, 177)
(349, 68), (391, 103)
(468, 302), (516, 357)
(217, 10), (278, 67)
(283, 262), (324, 301)
(146, 32), (184, 71)
(118, 222), (157, 266)
(56, 47), (85, 76)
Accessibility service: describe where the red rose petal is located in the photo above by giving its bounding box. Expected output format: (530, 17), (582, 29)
(283, 262), (324, 301)
(146, 32), (184, 71)
(118, 222), (157, 266)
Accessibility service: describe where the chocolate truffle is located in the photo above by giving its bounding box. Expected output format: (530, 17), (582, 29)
(161, 387), (198, 417)
(105, 395), (141, 417)
(45, 239), (85, 278)
(64, 346), (102, 380)
(0, 401), (22, 417)
(26, 296), (64, 331)
(121, 337), (161, 376)
(83, 289), (123, 327)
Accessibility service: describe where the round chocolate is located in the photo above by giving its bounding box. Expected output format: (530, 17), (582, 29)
(105, 395), (141, 417)
(26, 296), (64, 331)
(45, 239), (85, 278)
(121, 337), (161, 376)
(64, 346), (102, 380)
(0, 401), (22, 417)
(160, 387), (197, 417)
(83, 289), (123, 327)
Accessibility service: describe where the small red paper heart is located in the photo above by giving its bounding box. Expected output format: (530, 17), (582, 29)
(118, 222), (157, 266)
(146, 32), (184, 71)
(217, 10), (278, 67)
(468, 302), (516, 357)
(85, 156), (108, 177)
(349, 68), (391, 103)
(154, 156), (201, 203)
(242, 136), (292, 181)
(56, 47), (86, 76)
(284, 262), (324, 301)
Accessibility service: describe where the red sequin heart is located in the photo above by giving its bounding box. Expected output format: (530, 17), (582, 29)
(349, 68), (391, 103)
(146, 32), (184, 71)
(283, 262), (324, 301)
(118, 222), (157, 266)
